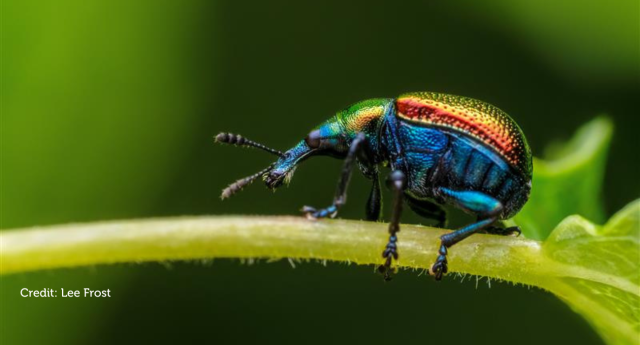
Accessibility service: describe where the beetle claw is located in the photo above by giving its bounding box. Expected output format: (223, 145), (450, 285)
(429, 244), (448, 281)
(484, 225), (522, 237)
(377, 257), (396, 281)
(379, 246), (398, 281)
(429, 259), (448, 281)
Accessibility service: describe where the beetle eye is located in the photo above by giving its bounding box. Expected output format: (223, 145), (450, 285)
(305, 130), (322, 149)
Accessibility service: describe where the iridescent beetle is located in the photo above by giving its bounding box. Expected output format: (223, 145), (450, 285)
(216, 92), (532, 280)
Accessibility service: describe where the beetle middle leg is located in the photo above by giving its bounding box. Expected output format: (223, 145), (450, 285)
(406, 197), (447, 228)
(302, 132), (370, 219)
(377, 170), (406, 281)
(429, 187), (503, 280)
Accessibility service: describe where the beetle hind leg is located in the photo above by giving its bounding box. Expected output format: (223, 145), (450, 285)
(429, 217), (497, 280)
(429, 187), (503, 280)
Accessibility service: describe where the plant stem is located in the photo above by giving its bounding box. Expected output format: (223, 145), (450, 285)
(4, 215), (637, 345)
(2, 216), (550, 284)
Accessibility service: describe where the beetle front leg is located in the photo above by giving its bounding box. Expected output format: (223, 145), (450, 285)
(365, 172), (382, 221)
(302, 132), (368, 219)
(377, 170), (406, 281)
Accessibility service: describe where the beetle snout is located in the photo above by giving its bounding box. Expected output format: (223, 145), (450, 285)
(264, 170), (286, 189)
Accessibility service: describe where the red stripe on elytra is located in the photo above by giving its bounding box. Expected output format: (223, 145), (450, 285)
(396, 99), (517, 163)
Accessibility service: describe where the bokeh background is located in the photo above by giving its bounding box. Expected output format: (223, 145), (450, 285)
(2, 1), (638, 344)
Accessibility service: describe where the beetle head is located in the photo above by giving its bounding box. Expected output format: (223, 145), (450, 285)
(263, 140), (308, 189)
(265, 118), (350, 189)
(216, 117), (349, 198)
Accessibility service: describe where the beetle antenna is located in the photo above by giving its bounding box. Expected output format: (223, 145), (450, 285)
(215, 132), (284, 157)
(221, 164), (274, 199)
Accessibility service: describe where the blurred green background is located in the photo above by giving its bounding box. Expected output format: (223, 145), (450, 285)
(2, 1), (638, 344)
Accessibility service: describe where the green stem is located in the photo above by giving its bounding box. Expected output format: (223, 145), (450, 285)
(2, 216), (551, 285)
(4, 215), (637, 345)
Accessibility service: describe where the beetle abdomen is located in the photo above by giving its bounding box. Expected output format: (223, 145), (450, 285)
(438, 132), (529, 218)
(395, 92), (532, 181)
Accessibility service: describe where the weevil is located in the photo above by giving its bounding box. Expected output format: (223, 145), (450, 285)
(215, 92), (532, 280)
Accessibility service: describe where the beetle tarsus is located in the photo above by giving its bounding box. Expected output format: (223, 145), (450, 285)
(429, 244), (449, 281)
(379, 236), (398, 281)
(485, 225), (522, 237)
(428, 217), (497, 280)
(302, 205), (337, 219)
(377, 256), (396, 281)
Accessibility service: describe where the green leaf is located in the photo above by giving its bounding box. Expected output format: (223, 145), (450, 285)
(515, 117), (613, 240)
(542, 200), (640, 345)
